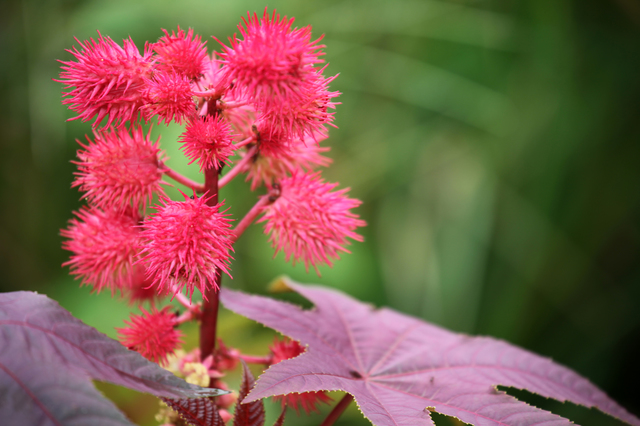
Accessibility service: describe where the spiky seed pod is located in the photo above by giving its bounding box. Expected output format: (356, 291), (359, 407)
(117, 307), (183, 364)
(244, 131), (331, 190)
(139, 193), (234, 299)
(57, 32), (154, 128)
(257, 70), (340, 141)
(61, 207), (141, 294)
(72, 125), (165, 211)
(217, 8), (325, 105)
(153, 27), (208, 79)
(270, 337), (332, 413)
(259, 171), (366, 273)
(253, 120), (292, 158)
(179, 115), (236, 171)
(144, 71), (195, 125)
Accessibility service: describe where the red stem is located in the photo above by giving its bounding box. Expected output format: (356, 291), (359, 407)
(163, 167), (205, 193)
(175, 308), (198, 325)
(219, 146), (257, 188)
(319, 394), (354, 426)
(200, 165), (220, 361)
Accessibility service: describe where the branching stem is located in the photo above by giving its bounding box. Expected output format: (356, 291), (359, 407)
(220, 100), (248, 109)
(175, 308), (198, 325)
(234, 135), (255, 149)
(319, 394), (354, 426)
(163, 167), (205, 193)
(231, 186), (280, 243)
(219, 146), (257, 188)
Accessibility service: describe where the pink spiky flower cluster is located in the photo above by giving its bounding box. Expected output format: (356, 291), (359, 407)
(117, 306), (183, 364)
(139, 193), (234, 298)
(260, 172), (366, 273)
(73, 126), (165, 211)
(59, 8), (363, 337)
(61, 207), (141, 294)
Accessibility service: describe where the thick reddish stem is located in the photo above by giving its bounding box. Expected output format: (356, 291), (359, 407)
(219, 146), (257, 188)
(319, 394), (354, 426)
(163, 167), (205, 193)
(200, 165), (220, 361)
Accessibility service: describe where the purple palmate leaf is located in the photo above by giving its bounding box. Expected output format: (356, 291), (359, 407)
(0, 291), (225, 426)
(220, 279), (640, 426)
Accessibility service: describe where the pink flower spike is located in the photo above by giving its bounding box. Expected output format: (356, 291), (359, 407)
(153, 27), (208, 79)
(179, 115), (235, 171)
(270, 337), (332, 413)
(217, 9), (326, 104)
(143, 71), (195, 124)
(117, 306), (183, 365)
(56, 32), (154, 128)
(61, 207), (141, 294)
(139, 193), (234, 299)
(259, 171), (366, 273)
(73, 125), (165, 211)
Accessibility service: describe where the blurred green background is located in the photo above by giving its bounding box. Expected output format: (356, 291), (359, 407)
(1, 0), (639, 425)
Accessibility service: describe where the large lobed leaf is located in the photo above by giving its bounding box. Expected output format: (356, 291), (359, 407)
(0, 291), (225, 426)
(220, 280), (640, 426)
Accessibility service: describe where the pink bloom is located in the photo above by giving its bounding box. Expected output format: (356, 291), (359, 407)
(139, 193), (234, 299)
(259, 171), (365, 273)
(144, 71), (195, 124)
(244, 131), (331, 190)
(72, 125), (165, 211)
(117, 307), (182, 364)
(179, 115), (235, 171)
(57, 32), (154, 128)
(270, 337), (332, 413)
(217, 9), (325, 104)
(153, 27), (208, 79)
(61, 207), (141, 294)
(257, 70), (339, 140)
